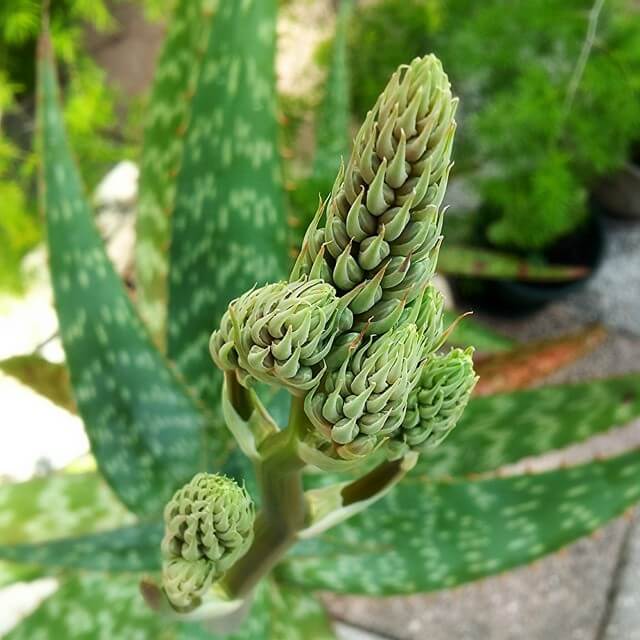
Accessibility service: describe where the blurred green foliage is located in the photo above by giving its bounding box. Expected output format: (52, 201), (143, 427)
(347, 0), (640, 253)
(0, 0), (153, 292)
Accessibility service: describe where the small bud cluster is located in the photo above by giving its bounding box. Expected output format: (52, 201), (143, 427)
(388, 347), (478, 459)
(210, 279), (352, 394)
(292, 54), (456, 330)
(161, 474), (254, 611)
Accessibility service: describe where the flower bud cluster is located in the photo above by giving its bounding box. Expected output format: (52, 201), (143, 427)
(161, 474), (254, 611)
(388, 347), (478, 459)
(293, 55), (457, 331)
(210, 279), (352, 395)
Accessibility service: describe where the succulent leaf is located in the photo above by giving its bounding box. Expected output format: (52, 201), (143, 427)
(37, 35), (211, 516)
(419, 373), (640, 478)
(167, 0), (287, 415)
(281, 447), (640, 595)
(161, 474), (255, 611)
(135, 0), (218, 347)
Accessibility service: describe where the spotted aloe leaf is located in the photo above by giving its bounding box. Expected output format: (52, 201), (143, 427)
(419, 373), (640, 478)
(268, 582), (336, 639)
(279, 448), (640, 595)
(0, 471), (132, 588)
(443, 310), (514, 353)
(439, 245), (588, 281)
(167, 0), (287, 413)
(0, 522), (162, 573)
(473, 324), (606, 396)
(0, 472), (133, 545)
(5, 573), (330, 639)
(135, 0), (218, 348)
(4, 574), (174, 640)
(37, 33), (214, 516)
(0, 354), (74, 412)
(313, 0), (354, 184)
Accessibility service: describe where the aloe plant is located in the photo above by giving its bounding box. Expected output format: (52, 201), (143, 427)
(3, 3), (640, 639)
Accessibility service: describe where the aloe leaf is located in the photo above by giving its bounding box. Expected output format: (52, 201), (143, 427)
(4, 574), (322, 639)
(0, 354), (74, 412)
(167, 0), (287, 414)
(4, 574), (172, 640)
(418, 373), (640, 478)
(439, 245), (588, 281)
(0, 472), (133, 545)
(135, 0), (218, 348)
(444, 310), (514, 352)
(279, 448), (640, 595)
(37, 33), (213, 516)
(313, 0), (353, 183)
(268, 582), (336, 639)
(0, 522), (162, 573)
(474, 325), (606, 396)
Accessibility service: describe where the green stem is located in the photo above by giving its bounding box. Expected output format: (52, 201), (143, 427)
(221, 397), (307, 598)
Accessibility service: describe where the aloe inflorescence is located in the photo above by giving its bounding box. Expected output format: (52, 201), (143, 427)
(179, 53), (474, 612)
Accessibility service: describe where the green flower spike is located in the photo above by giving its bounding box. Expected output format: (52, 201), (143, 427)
(388, 347), (477, 459)
(161, 473), (255, 612)
(304, 322), (428, 460)
(210, 278), (354, 394)
(293, 55), (457, 330)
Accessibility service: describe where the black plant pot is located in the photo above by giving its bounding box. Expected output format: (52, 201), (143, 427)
(451, 208), (606, 317)
(593, 160), (640, 221)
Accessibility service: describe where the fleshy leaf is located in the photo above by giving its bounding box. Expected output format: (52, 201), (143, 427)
(419, 373), (640, 478)
(167, 0), (287, 413)
(5, 574), (328, 639)
(4, 574), (171, 640)
(0, 354), (74, 412)
(135, 0), (218, 347)
(0, 522), (162, 573)
(0, 472), (133, 545)
(474, 325), (606, 396)
(268, 583), (336, 639)
(37, 33), (213, 516)
(443, 310), (514, 353)
(312, 0), (353, 183)
(439, 245), (588, 281)
(280, 448), (640, 595)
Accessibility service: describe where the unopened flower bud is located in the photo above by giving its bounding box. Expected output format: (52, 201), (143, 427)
(210, 279), (353, 394)
(304, 323), (428, 460)
(293, 55), (457, 330)
(161, 473), (254, 611)
(388, 347), (477, 459)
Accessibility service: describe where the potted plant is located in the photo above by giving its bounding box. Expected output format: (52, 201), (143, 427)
(593, 143), (640, 220)
(443, 0), (640, 312)
(344, 0), (640, 314)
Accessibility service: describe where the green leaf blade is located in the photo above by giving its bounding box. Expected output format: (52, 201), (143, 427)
(136, 0), (218, 347)
(420, 373), (640, 478)
(0, 522), (162, 573)
(37, 34), (213, 516)
(439, 245), (588, 281)
(0, 472), (133, 546)
(4, 574), (171, 640)
(167, 0), (287, 413)
(313, 0), (353, 184)
(280, 448), (640, 595)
